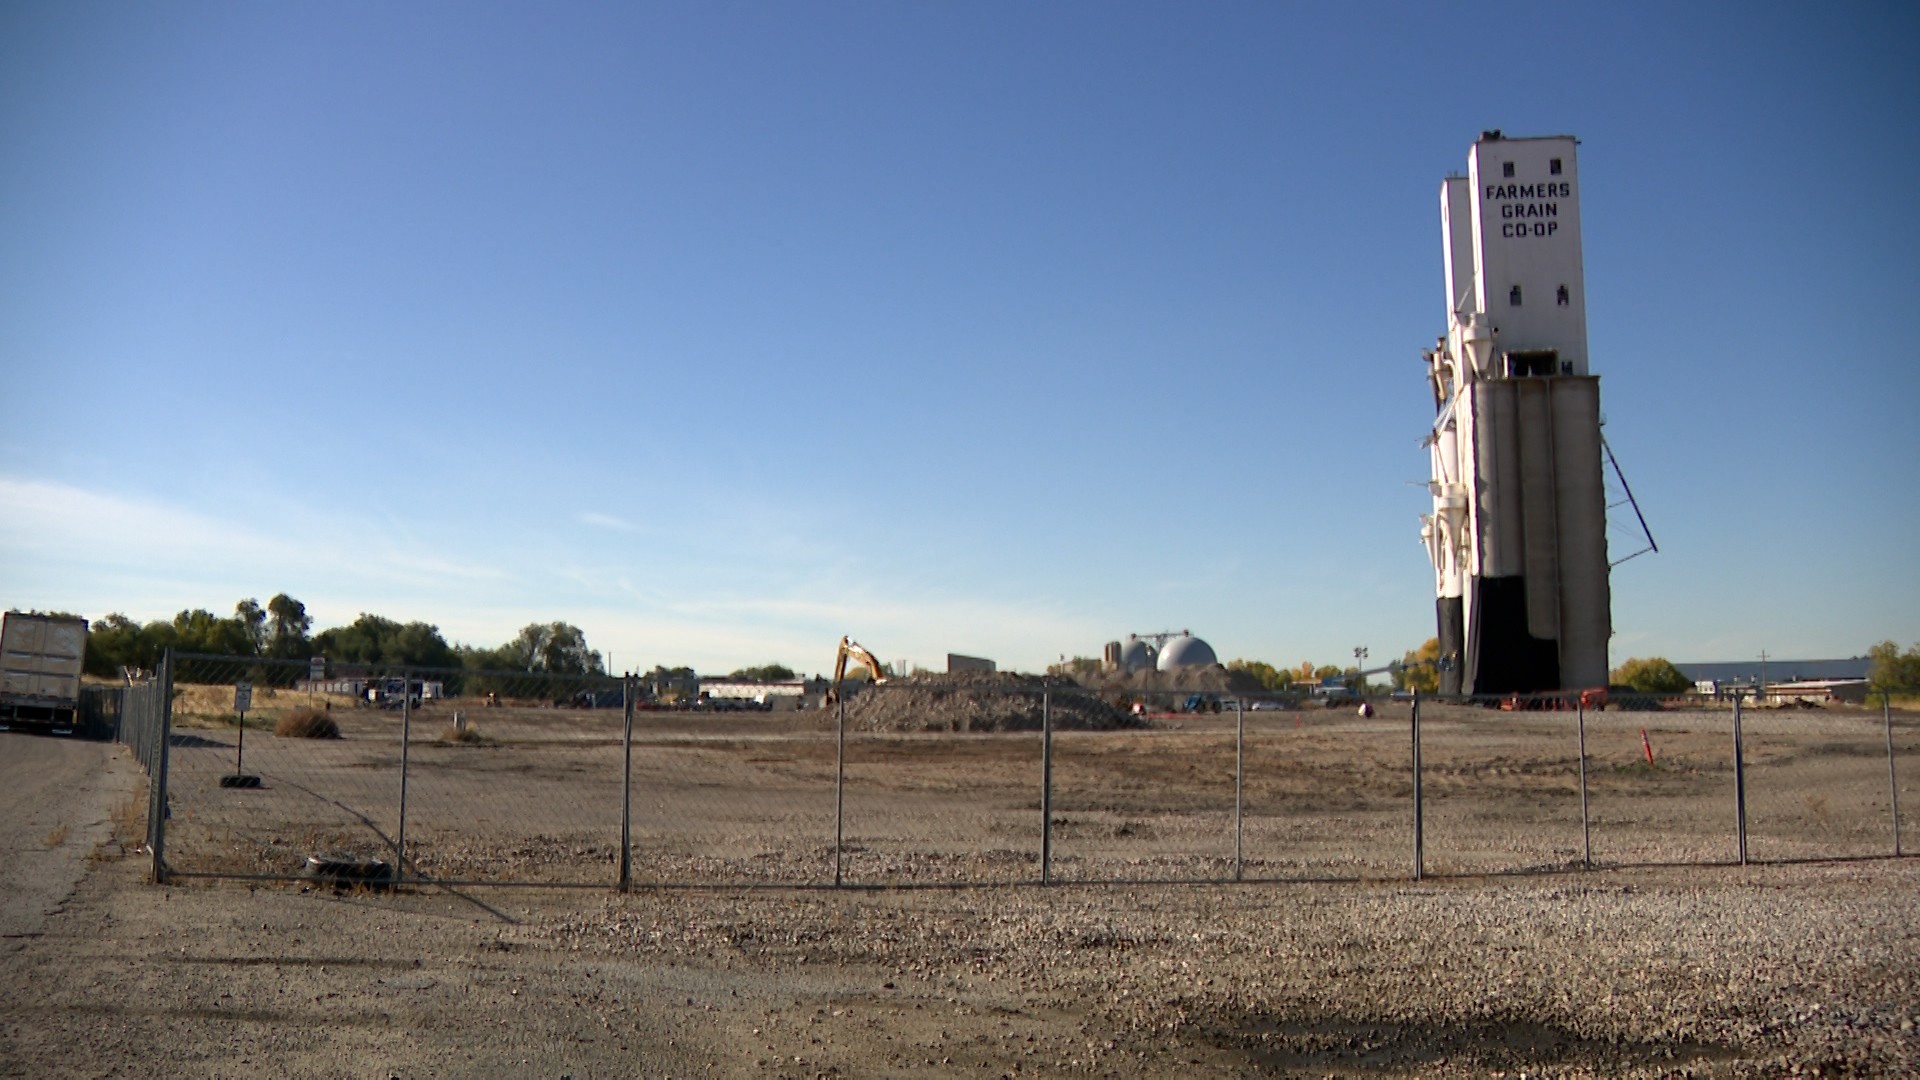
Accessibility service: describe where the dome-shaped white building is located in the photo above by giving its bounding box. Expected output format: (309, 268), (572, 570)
(1156, 634), (1218, 671)
(1118, 636), (1158, 673)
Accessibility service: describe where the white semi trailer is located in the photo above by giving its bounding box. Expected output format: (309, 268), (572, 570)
(0, 611), (90, 735)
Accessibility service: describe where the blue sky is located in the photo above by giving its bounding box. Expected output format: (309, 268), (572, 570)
(3, 2), (1916, 676)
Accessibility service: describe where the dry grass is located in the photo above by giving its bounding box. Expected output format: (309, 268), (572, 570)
(43, 823), (69, 848)
(274, 707), (341, 740)
(110, 797), (145, 838)
(89, 797), (149, 862)
(169, 683), (361, 730)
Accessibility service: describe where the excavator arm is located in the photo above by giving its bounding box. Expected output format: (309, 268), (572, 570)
(827, 636), (887, 706)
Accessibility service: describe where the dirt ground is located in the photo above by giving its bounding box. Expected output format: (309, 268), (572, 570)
(4, 699), (1917, 1076)
(154, 693), (1918, 888)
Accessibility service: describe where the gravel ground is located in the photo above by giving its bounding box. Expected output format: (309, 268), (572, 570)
(5, 813), (1915, 1075)
(8, 708), (1917, 1077)
(537, 863), (1920, 1077)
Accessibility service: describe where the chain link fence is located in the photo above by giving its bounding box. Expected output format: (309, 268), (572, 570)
(96, 655), (1913, 889)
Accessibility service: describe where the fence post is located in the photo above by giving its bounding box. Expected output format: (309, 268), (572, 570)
(1040, 690), (1053, 885)
(397, 669), (412, 883)
(833, 688), (846, 888)
(1886, 692), (1904, 858)
(620, 673), (635, 892)
(151, 649), (174, 885)
(1411, 689), (1424, 881)
(1577, 696), (1591, 869)
(1732, 693), (1749, 865)
(1233, 699), (1244, 882)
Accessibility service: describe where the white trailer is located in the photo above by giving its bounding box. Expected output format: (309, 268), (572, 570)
(0, 612), (90, 734)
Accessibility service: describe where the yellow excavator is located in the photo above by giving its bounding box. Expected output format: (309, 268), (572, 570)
(825, 636), (887, 707)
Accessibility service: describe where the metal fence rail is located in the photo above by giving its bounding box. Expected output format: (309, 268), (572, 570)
(107, 653), (1918, 890)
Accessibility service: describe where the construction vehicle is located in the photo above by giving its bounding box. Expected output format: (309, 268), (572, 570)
(825, 636), (887, 708)
(0, 612), (89, 736)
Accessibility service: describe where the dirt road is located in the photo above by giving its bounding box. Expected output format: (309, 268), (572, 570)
(0, 732), (139, 944)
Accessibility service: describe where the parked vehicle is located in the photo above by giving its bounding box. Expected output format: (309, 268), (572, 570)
(0, 611), (89, 735)
(1312, 683), (1356, 705)
(369, 677), (425, 709)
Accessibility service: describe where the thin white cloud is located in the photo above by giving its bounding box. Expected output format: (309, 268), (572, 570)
(0, 476), (1109, 673)
(578, 511), (644, 534)
(0, 476), (510, 611)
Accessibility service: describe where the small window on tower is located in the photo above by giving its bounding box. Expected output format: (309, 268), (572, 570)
(1550, 158), (1563, 175)
(1502, 161), (1515, 178)
(1509, 285), (1523, 306)
(1557, 285), (1570, 306)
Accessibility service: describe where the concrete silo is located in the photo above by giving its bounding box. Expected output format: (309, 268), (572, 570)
(1420, 132), (1610, 697)
(1156, 634), (1218, 672)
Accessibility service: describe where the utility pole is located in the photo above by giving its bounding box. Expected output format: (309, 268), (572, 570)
(1760, 649), (1769, 702)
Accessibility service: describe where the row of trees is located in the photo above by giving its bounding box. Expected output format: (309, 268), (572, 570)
(1236, 645), (1697, 696)
(81, 596), (607, 678)
(69, 599), (1918, 697)
(85, 594), (314, 677)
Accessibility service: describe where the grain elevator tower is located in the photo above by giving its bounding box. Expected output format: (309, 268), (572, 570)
(1420, 132), (1610, 697)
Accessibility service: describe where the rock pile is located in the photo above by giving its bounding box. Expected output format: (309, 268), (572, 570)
(844, 671), (1144, 733)
(1070, 663), (1269, 696)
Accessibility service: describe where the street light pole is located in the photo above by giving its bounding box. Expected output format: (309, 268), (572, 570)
(1354, 646), (1368, 693)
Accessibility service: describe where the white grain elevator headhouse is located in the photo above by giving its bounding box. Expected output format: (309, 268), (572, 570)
(1421, 132), (1609, 697)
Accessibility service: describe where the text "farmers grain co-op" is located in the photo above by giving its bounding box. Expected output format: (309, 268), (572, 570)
(1486, 181), (1572, 237)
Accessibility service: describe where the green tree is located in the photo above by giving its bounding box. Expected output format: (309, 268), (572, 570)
(1610, 657), (1691, 694)
(314, 614), (457, 668)
(505, 622), (604, 675)
(387, 622), (459, 669)
(1046, 656), (1101, 678)
(1867, 641), (1920, 694)
(314, 614), (401, 663)
(171, 608), (252, 655)
(1226, 659), (1288, 691)
(266, 593), (312, 659)
(458, 643), (519, 672)
(84, 614), (142, 677)
(729, 663), (796, 681)
(233, 598), (267, 655)
(83, 615), (185, 672)
(1392, 638), (1443, 694)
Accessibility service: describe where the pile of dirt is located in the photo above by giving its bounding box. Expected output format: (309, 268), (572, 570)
(845, 671), (1145, 733)
(1070, 664), (1268, 696)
